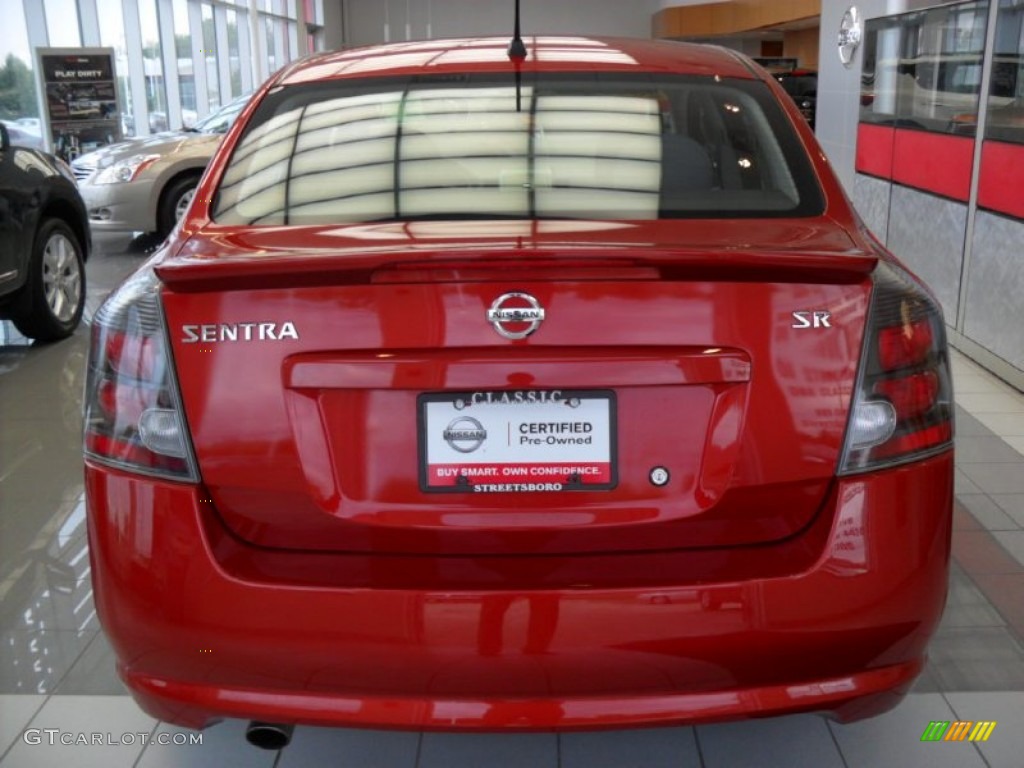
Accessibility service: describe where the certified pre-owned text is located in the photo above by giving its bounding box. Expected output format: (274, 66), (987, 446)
(520, 421), (593, 445)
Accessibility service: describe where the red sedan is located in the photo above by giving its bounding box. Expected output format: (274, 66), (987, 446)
(83, 36), (953, 746)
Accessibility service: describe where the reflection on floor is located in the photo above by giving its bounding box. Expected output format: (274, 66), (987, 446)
(1, 233), (1023, 767)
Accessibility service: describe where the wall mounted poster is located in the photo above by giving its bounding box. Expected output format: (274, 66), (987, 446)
(36, 48), (122, 162)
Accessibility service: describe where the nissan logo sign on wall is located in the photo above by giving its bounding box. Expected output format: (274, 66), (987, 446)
(838, 6), (863, 68)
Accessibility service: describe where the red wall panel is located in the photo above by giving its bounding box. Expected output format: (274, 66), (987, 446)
(890, 130), (974, 202)
(978, 141), (1024, 221)
(856, 123), (895, 179)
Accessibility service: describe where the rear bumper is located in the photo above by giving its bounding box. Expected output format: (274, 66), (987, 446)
(85, 452), (953, 731)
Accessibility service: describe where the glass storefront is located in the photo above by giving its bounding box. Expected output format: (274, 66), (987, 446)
(860, 2), (989, 135)
(202, 2), (222, 112)
(96, 0), (132, 136)
(45, 0), (83, 47)
(226, 7), (244, 98)
(845, 0), (1024, 387)
(988, 0), (1024, 143)
(0, 0), (324, 147)
(172, 0), (195, 117)
(0, 1), (39, 129)
(139, 0), (168, 132)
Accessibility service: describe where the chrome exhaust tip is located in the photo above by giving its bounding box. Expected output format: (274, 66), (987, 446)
(245, 721), (294, 750)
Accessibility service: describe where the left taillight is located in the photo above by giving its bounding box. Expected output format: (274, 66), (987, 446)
(84, 265), (198, 482)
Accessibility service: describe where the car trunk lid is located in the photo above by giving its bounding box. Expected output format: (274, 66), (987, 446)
(159, 221), (874, 555)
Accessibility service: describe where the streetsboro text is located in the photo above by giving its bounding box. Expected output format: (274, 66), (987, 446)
(473, 483), (564, 492)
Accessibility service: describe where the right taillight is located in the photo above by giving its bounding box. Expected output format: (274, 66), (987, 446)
(83, 264), (198, 482)
(839, 260), (954, 474)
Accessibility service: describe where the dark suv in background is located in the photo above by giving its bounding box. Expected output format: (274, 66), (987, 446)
(776, 69), (818, 129)
(0, 123), (89, 341)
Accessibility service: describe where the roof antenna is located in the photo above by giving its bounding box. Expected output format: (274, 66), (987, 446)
(507, 0), (527, 112)
(508, 0), (527, 61)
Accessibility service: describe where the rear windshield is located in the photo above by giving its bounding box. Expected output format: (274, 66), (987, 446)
(213, 73), (824, 224)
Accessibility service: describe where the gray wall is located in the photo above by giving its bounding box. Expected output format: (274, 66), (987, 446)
(324, 0), (345, 51)
(964, 213), (1024, 375)
(339, 0), (662, 48)
(851, 173), (969, 323)
(816, 0), (907, 191)
(815, 0), (969, 190)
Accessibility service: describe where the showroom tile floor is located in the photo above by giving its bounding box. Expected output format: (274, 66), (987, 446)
(1, 233), (1023, 767)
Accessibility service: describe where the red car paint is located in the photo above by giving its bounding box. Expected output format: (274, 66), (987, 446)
(84, 37), (953, 732)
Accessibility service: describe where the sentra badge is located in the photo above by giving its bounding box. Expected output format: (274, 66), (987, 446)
(487, 292), (545, 340)
(181, 322), (299, 343)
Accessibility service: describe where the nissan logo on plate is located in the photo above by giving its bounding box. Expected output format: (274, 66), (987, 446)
(443, 416), (487, 453)
(487, 292), (545, 339)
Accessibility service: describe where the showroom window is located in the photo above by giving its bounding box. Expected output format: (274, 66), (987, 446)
(172, 0), (196, 117)
(2, 0), (309, 144)
(0, 1), (41, 125)
(201, 2), (221, 112)
(265, 16), (278, 73)
(96, 0), (133, 136)
(987, 0), (1024, 143)
(139, 0), (169, 133)
(44, 0), (82, 47)
(304, 0), (324, 55)
(258, 0), (298, 80)
(226, 7), (243, 97)
(860, 1), (989, 135)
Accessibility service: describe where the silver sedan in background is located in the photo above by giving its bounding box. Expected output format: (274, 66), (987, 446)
(71, 95), (249, 238)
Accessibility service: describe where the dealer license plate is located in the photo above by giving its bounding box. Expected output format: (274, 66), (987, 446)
(418, 390), (617, 493)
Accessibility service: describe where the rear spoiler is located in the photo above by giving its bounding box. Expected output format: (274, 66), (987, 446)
(155, 247), (878, 292)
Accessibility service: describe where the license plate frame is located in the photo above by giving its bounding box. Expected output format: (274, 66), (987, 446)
(418, 389), (617, 494)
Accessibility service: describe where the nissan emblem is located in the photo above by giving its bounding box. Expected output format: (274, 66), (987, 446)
(487, 292), (545, 340)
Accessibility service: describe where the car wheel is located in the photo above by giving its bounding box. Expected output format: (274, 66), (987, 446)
(158, 174), (200, 238)
(10, 218), (86, 342)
